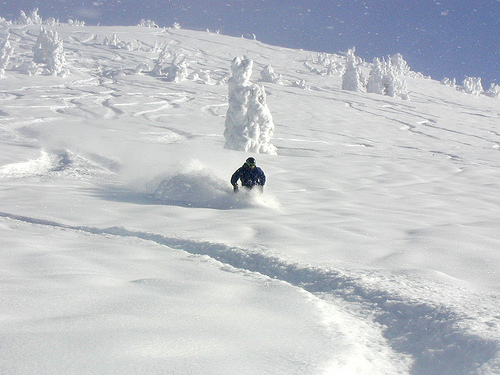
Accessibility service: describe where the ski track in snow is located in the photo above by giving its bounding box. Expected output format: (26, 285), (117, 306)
(0, 211), (498, 375)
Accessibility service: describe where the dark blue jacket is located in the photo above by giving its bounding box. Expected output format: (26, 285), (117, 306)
(231, 165), (266, 188)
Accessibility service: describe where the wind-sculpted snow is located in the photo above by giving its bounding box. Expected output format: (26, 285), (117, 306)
(0, 211), (498, 374)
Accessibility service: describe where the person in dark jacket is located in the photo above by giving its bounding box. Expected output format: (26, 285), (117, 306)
(231, 157), (266, 192)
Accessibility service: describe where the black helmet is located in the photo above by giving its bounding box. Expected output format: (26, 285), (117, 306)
(245, 157), (256, 167)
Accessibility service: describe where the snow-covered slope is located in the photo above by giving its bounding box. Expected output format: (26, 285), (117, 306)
(0, 23), (498, 374)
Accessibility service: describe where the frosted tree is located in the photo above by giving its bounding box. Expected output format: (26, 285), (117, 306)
(384, 69), (410, 100)
(138, 19), (159, 28)
(342, 48), (365, 92)
(260, 65), (282, 84)
(103, 34), (120, 47)
(165, 54), (188, 82)
(68, 19), (85, 26)
(33, 27), (66, 75)
(103, 34), (133, 50)
(462, 77), (483, 95)
(18, 9), (43, 25)
(367, 57), (410, 100)
(441, 77), (457, 88)
(390, 53), (410, 76)
(224, 56), (277, 155)
(0, 35), (14, 78)
(292, 79), (310, 90)
(152, 45), (170, 76)
(195, 70), (212, 84)
(485, 83), (500, 98)
(366, 58), (386, 94)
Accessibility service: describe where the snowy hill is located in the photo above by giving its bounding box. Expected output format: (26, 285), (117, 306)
(0, 21), (499, 375)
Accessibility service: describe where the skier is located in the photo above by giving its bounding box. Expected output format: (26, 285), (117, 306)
(231, 157), (266, 192)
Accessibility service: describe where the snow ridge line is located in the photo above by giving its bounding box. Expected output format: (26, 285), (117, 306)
(1, 211), (498, 375)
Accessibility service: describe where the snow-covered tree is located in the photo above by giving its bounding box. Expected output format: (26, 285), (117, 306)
(367, 57), (410, 100)
(462, 76), (483, 95)
(68, 19), (85, 27)
(103, 34), (133, 50)
(224, 56), (277, 155)
(366, 58), (386, 95)
(18, 9), (43, 25)
(384, 69), (410, 100)
(390, 53), (410, 76)
(165, 54), (189, 82)
(196, 70), (212, 84)
(309, 52), (342, 76)
(342, 48), (365, 92)
(485, 83), (500, 98)
(260, 65), (282, 84)
(152, 45), (170, 76)
(292, 79), (310, 90)
(441, 77), (457, 88)
(18, 61), (42, 75)
(138, 19), (159, 28)
(103, 34), (119, 47)
(33, 27), (66, 75)
(0, 35), (14, 78)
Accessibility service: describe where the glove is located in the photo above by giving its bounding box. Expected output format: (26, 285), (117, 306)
(233, 184), (239, 192)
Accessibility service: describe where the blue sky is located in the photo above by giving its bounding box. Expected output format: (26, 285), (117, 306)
(1, 0), (499, 87)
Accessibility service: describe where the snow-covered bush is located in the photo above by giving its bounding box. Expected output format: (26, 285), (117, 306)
(172, 22), (181, 29)
(485, 83), (500, 98)
(152, 45), (170, 76)
(292, 79), (310, 90)
(308, 52), (342, 76)
(138, 19), (159, 28)
(103, 34), (134, 50)
(0, 35), (14, 77)
(342, 48), (365, 92)
(33, 27), (66, 75)
(441, 77), (457, 88)
(17, 61), (42, 75)
(260, 65), (283, 84)
(103, 34), (119, 47)
(44, 17), (60, 26)
(462, 76), (483, 95)
(165, 54), (189, 82)
(303, 61), (323, 75)
(68, 19), (85, 27)
(325, 61), (341, 76)
(196, 70), (212, 84)
(134, 63), (150, 74)
(224, 56), (277, 155)
(216, 73), (230, 85)
(188, 69), (212, 84)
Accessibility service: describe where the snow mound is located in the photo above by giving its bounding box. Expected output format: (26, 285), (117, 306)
(0, 150), (112, 180)
(0, 150), (54, 178)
